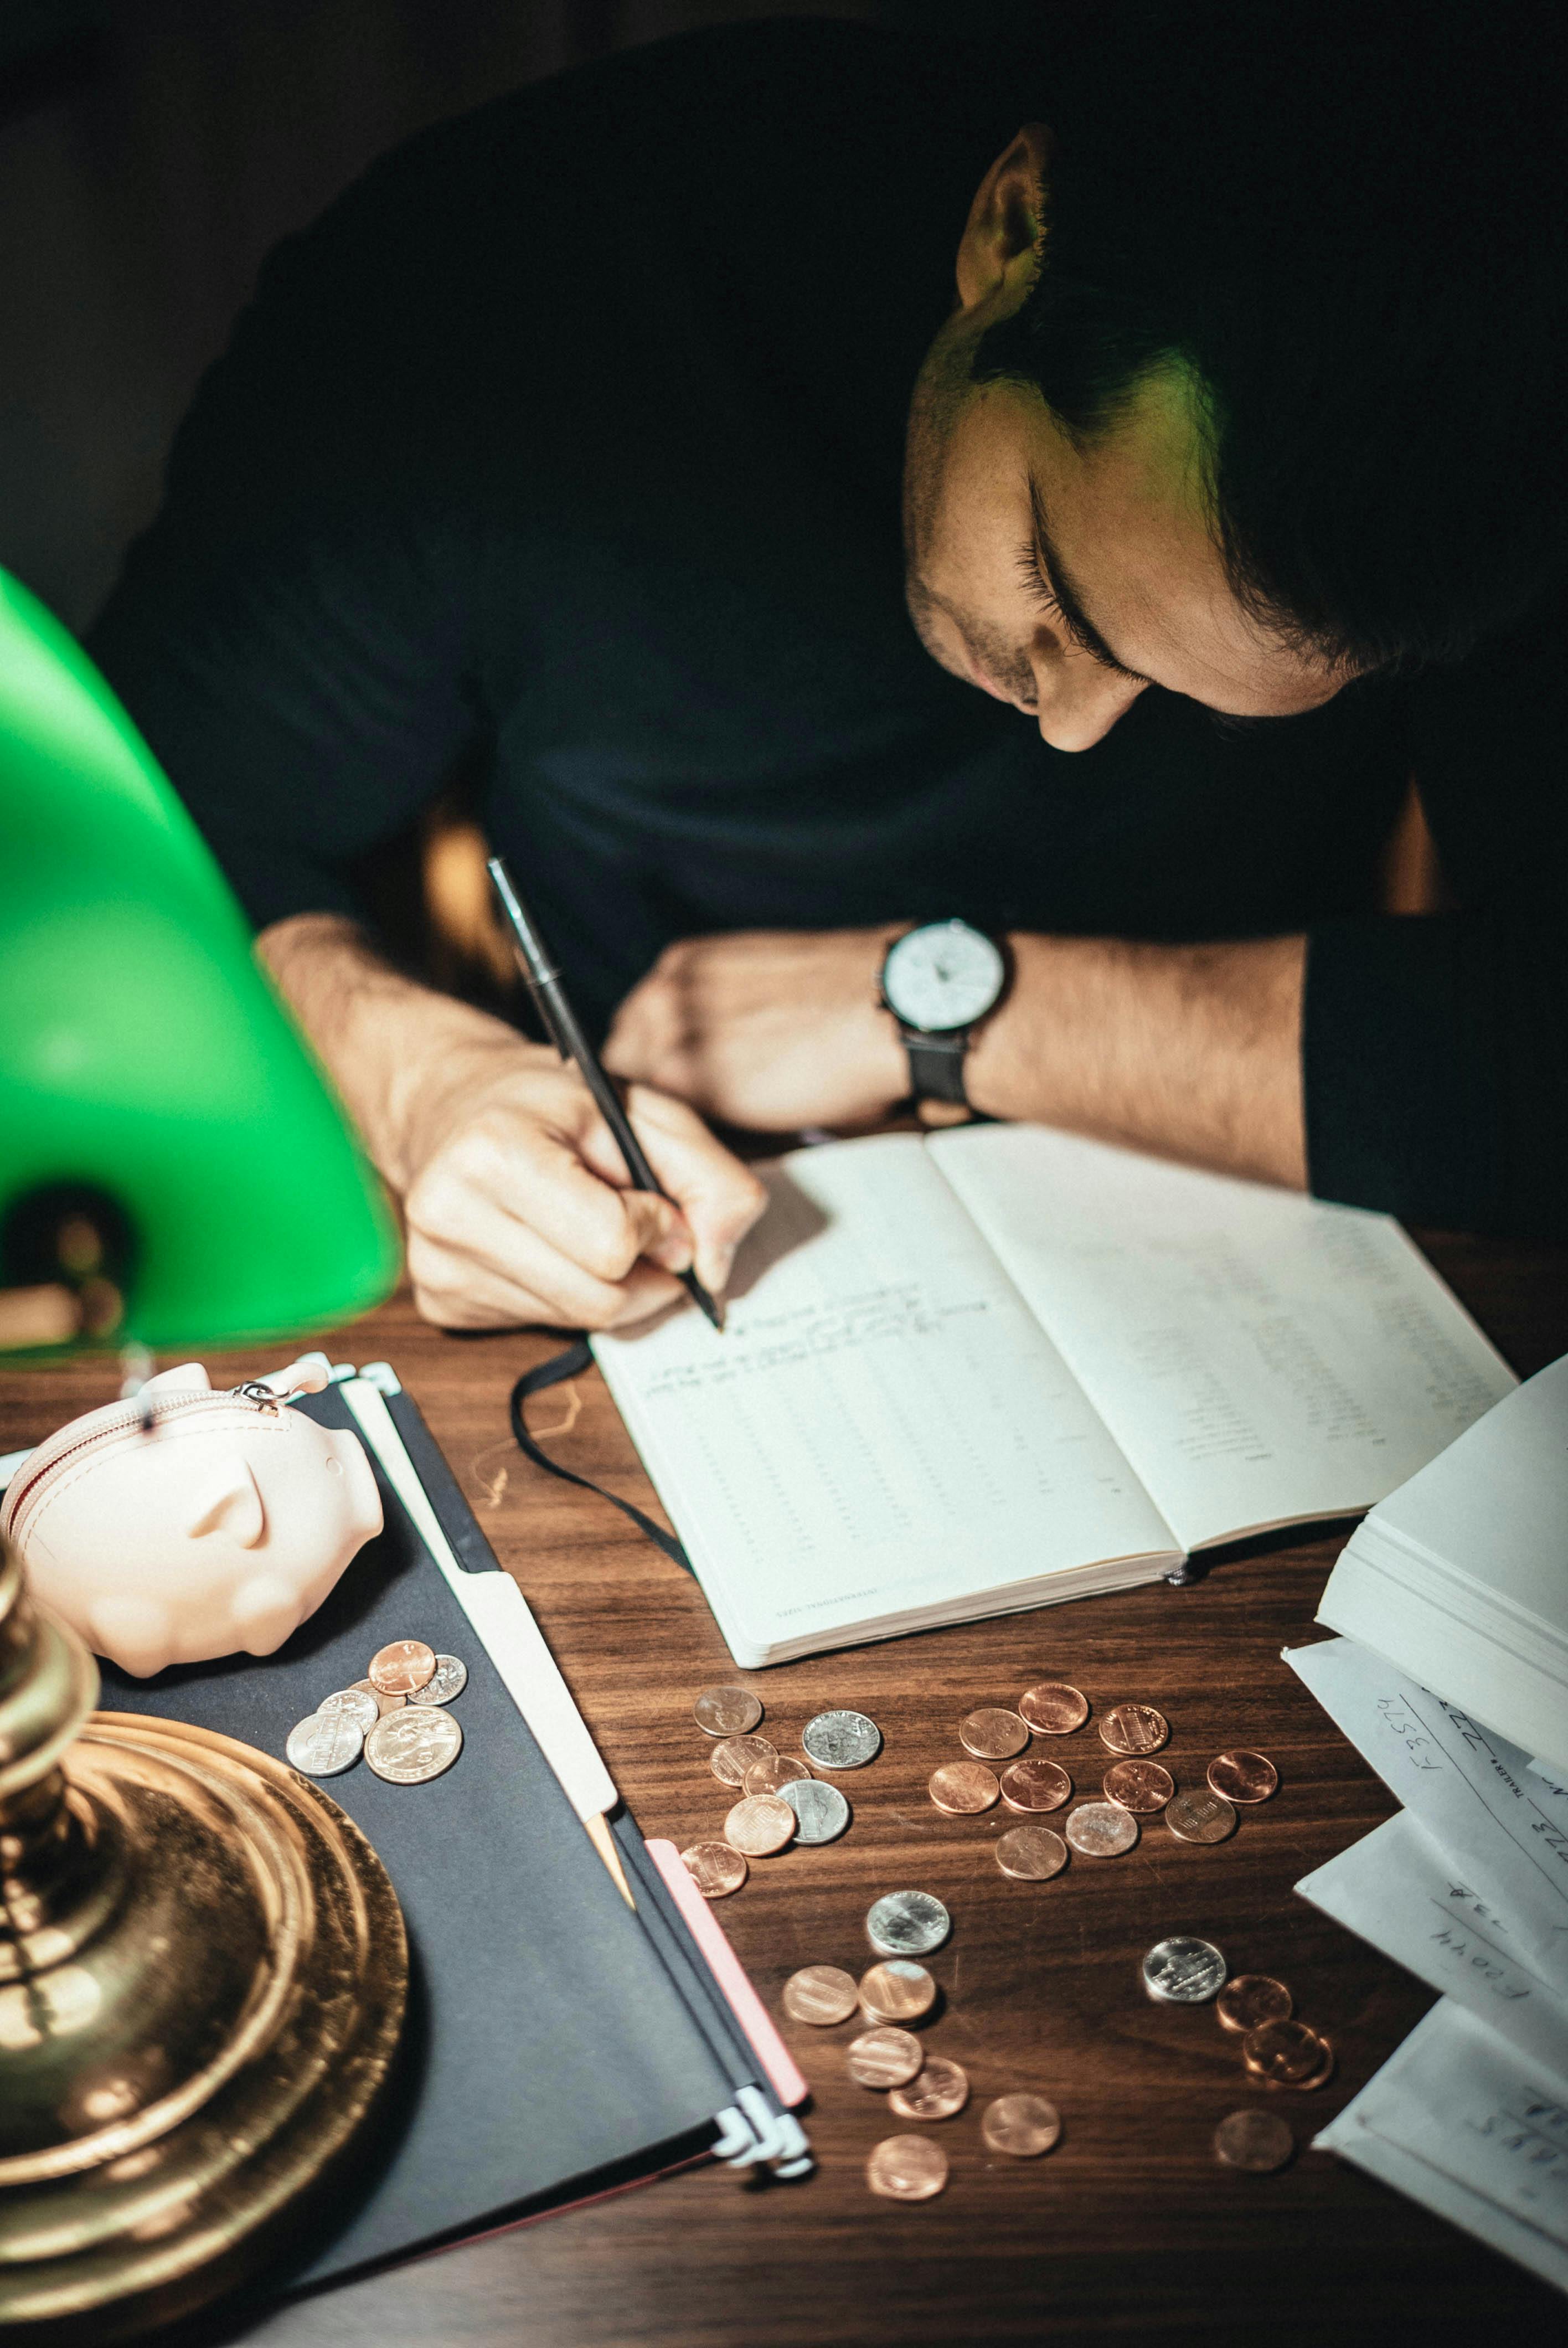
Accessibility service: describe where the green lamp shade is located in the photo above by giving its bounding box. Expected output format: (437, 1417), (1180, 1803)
(0, 566), (400, 1347)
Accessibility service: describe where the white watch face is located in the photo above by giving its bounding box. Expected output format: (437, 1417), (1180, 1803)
(883, 920), (1005, 1032)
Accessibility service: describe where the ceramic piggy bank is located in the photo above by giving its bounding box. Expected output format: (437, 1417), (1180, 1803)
(0, 1356), (382, 1676)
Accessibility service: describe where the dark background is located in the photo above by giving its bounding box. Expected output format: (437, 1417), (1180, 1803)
(0, 0), (1053, 635)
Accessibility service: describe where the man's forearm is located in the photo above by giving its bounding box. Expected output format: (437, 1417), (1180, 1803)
(966, 932), (1308, 1187)
(257, 912), (535, 1191)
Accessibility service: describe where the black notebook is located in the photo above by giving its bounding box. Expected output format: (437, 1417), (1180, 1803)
(94, 1379), (782, 2289)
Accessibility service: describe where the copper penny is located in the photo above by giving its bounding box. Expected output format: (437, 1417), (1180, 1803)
(847, 2027), (925, 2089)
(1207, 1749), (1280, 1804)
(781, 1965), (859, 2026)
(1165, 1786), (1237, 1845)
(744, 1752), (812, 1796)
(367, 1638), (436, 1696)
(680, 1841), (747, 1898)
(710, 1733), (777, 1788)
(865, 2135), (948, 2201)
(1242, 2019), (1334, 2089)
(889, 2056), (970, 2121)
(1215, 1974), (1293, 2035)
(981, 2093), (1061, 2157)
(959, 1707), (1030, 1760)
(1214, 2108), (1295, 2172)
(995, 1825), (1069, 1880)
(1018, 1682), (1089, 1734)
(723, 1793), (796, 1856)
(693, 1684), (762, 1737)
(1064, 1800), (1139, 1857)
(927, 1760), (1000, 1814)
(1102, 1758), (1175, 1814)
(858, 1960), (937, 2025)
(999, 1757), (1072, 1812)
(349, 1677), (405, 1719)
(1097, 1702), (1169, 1755)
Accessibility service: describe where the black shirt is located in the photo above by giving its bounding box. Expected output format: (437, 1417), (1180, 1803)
(87, 19), (1568, 1237)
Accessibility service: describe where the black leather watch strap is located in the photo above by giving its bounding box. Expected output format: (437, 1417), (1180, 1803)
(900, 1027), (971, 1106)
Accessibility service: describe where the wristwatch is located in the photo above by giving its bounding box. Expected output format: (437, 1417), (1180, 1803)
(879, 919), (1009, 1108)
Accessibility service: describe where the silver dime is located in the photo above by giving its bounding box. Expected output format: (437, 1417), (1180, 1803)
(406, 1652), (468, 1707)
(801, 1709), (881, 1769)
(865, 1891), (951, 1958)
(1142, 1935), (1229, 2005)
(316, 1685), (380, 1735)
(285, 1711), (363, 1776)
(780, 1777), (851, 1844)
(364, 1703), (463, 1785)
(1064, 1800), (1139, 1857)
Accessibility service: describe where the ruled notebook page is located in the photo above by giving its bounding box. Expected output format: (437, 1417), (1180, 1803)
(594, 1135), (1177, 1665)
(929, 1125), (1516, 1554)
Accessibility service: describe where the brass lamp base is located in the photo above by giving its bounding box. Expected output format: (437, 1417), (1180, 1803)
(0, 1541), (407, 2341)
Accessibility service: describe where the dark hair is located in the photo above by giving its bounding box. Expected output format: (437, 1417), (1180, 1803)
(972, 0), (1568, 671)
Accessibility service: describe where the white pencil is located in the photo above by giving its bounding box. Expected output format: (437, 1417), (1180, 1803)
(339, 1376), (634, 1907)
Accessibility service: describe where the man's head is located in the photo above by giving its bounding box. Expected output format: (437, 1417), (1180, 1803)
(904, 0), (1567, 750)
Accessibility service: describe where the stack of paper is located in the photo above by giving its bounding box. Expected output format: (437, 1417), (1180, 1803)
(1287, 1635), (1568, 2292)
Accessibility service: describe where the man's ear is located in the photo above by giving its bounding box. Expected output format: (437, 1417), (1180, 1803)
(185, 1454), (266, 1547)
(956, 124), (1051, 316)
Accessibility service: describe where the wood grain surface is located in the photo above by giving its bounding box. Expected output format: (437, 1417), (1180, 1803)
(3, 1226), (1565, 2347)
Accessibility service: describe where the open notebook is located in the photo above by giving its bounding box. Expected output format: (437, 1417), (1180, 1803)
(594, 1127), (1514, 1666)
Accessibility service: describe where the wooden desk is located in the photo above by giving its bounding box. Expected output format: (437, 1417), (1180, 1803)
(4, 1228), (1565, 2346)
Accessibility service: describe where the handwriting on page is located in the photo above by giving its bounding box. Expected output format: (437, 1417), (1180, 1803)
(641, 1285), (979, 1398)
(930, 1124), (1515, 1551)
(1287, 1638), (1568, 1987)
(1318, 2002), (1568, 2288)
(1296, 1810), (1568, 2081)
(595, 1140), (1177, 1629)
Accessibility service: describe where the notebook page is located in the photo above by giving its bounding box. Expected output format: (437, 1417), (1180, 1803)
(593, 1135), (1177, 1663)
(928, 1125), (1515, 1552)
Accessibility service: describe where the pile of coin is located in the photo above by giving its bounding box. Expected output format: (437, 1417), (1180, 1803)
(679, 1685), (882, 1898)
(776, 1892), (1062, 2200)
(1135, 1934), (1333, 2172)
(283, 1638), (467, 1786)
(926, 1683), (1280, 1877)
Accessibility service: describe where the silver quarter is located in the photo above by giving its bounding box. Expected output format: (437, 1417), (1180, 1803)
(285, 1711), (363, 1776)
(780, 1777), (851, 1844)
(316, 1686), (380, 1735)
(365, 1703), (463, 1785)
(406, 1652), (468, 1707)
(801, 1709), (881, 1769)
(865, 1891), (951, 1958)
(1141, 1935), (1229, 2005)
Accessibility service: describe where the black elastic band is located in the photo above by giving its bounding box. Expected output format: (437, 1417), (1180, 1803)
(509, 1342), (693, 1573)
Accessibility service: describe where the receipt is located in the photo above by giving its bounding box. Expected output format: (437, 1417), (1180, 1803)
(1298, 1810), (1568, 2080)
(1317, 2000), (1568, 2294)
(1286, 1636), (1568, 1990)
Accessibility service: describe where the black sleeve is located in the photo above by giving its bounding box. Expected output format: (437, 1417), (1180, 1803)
(1302, 595), (1568, 1239)
(87, 143), (483, 935)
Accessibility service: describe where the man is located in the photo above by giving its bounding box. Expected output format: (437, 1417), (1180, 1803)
(89, 2), (1567, 1332)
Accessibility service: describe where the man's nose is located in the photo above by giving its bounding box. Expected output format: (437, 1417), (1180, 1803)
(1030, 639), (1147, 752)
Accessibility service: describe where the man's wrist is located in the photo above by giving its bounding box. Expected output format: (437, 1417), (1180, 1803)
(258, 912), (552, 1193)
(960, 931), (1050, 1120)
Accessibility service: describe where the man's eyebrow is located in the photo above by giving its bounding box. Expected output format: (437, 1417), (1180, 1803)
(1027, 478), (1155, 687)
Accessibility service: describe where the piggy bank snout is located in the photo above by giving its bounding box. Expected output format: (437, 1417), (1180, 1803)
(325, 1426), (384, 1544)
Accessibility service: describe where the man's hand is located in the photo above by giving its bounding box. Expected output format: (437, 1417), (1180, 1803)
(259, 915), (766, 1330)
(604, 926), (909, 1129)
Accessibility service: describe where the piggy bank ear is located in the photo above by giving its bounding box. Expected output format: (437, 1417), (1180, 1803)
(185, 1453), (265, 1547)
